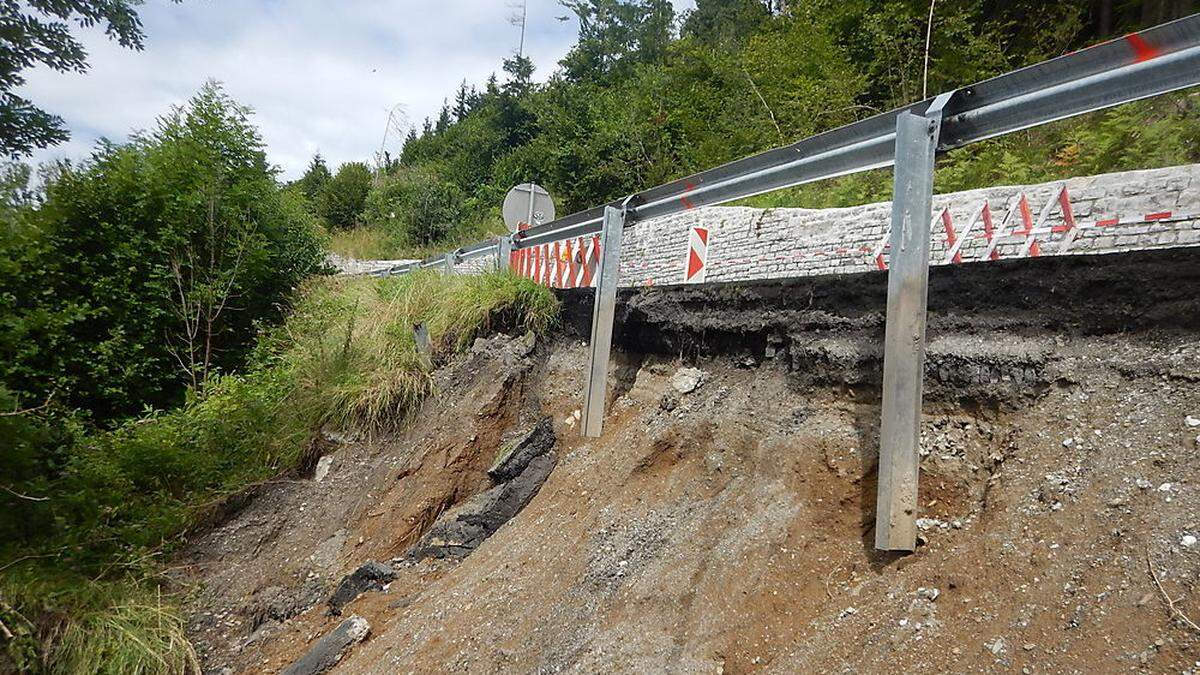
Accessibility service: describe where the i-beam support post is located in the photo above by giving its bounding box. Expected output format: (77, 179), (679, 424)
(581, 203), (627, 438)
(498, 236), (513, 271)
(875, 94), (952, 552)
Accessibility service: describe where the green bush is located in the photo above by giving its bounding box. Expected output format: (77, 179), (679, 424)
(363, 167), (466, 246)
(318, 161), (372, 229)
(0, 82), (327, 423)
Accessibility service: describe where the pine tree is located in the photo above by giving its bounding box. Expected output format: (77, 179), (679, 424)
(296, 153), (331, 203)
(453, 81), (471, 121)
(435, 100), (452, 132)
(502, 55), (535, 95)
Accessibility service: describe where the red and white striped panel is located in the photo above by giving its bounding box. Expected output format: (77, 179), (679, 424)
(684, 225), (709, 283)
(871, 184), (1196, 271)
(512, 236), (603, 289)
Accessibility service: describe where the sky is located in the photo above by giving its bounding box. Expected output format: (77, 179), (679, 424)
(20, 0), (696, 180)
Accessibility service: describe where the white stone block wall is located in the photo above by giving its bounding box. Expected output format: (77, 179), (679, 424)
(328, 254), (420, 276)
(452, 251), (500, 276)
(611, 164), (1198, 287)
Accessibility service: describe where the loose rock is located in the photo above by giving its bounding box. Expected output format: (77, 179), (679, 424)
(327, 561), (396, 615)
(669, 367), (707, 395)
(281, 616), (370, 675)
(313, 456), (334, 483)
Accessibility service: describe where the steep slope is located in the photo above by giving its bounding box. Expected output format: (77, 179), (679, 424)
(178, 248), (1200, 674)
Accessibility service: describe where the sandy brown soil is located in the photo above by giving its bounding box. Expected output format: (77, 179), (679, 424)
(176, 248), (1200, 674)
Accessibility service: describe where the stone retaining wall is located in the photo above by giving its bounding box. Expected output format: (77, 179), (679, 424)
(502, 164), (1200, 287)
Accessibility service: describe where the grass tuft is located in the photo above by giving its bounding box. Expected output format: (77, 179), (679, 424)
(279, 269), (557, 430)
(2, 571), (200, 675)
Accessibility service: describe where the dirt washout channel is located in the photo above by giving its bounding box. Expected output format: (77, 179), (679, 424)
(178, 247), (1200, 673)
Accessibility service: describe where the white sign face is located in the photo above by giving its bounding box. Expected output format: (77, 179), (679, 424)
(502, 183), (556, 232)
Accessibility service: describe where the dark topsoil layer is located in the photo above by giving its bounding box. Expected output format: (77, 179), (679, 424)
(558, 247), (1200, 352)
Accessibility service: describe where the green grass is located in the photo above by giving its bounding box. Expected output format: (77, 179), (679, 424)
(326, 225), (399, 260)
(1, 571), (200, 675)
(275, 270), (558, 430)
(327, 215), (507, 262)
(0, 270), (558, 674)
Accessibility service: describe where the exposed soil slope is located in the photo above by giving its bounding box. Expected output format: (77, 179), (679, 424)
(178, 248), (1200, 674)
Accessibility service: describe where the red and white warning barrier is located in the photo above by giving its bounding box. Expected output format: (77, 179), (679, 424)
(511, 235), (602, 289)
(684, 225), (709, 283)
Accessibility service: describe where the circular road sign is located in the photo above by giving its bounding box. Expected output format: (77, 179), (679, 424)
(502, 183), (556, 232)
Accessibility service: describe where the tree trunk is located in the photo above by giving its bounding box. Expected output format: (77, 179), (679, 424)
(1097, 0), (1113, 37)
(1169, 0), (1195, 21)
(1141, 0), (1166, 26)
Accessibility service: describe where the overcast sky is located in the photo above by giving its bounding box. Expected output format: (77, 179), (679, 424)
(20, 0), (696, 180)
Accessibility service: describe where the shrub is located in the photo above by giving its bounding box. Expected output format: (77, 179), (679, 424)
(363, 167), (467, 246)
(0, 82), (326, 423)
(318, 161), (372, 229)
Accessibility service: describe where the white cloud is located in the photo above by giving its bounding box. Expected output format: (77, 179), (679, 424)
(19, 0), (696, 179)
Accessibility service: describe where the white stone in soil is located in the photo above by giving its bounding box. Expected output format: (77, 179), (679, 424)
(669, 367), (707, 395)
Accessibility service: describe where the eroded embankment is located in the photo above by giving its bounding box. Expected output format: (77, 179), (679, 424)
(179, 247), (1200, 674)
(562, 247), (1200, 406)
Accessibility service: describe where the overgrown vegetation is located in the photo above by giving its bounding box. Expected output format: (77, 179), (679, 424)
(0, 271), (557, 672)
(302, 0), (1197, 262)
(0, 83), (327, 422)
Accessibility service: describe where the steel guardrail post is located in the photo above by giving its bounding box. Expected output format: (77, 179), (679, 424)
(498, 235), (513, 271)
(874, 93), (952, 552)
(581, 204), (627, 438)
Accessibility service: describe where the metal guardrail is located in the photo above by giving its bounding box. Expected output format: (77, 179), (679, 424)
(376, 15), (1200, 552)
(377, 14), (1200, 273)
